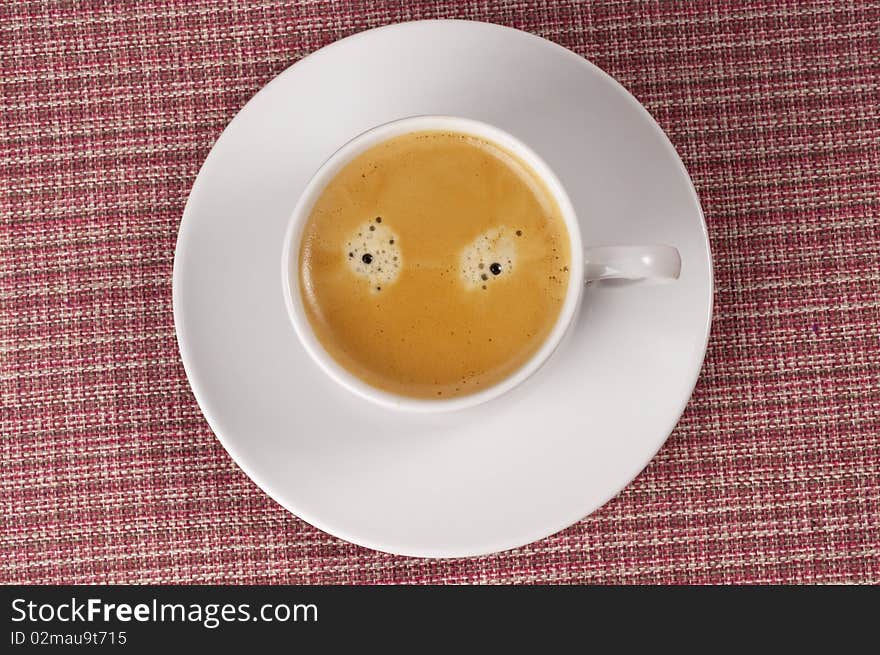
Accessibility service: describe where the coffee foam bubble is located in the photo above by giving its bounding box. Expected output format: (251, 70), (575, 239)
(345, 218), (401, 292)
(459, 227), (516, 290)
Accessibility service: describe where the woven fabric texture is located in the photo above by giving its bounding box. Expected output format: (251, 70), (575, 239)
(2, 1), (879, 584)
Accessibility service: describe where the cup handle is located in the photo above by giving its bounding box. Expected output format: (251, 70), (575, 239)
(584, 245), (681, 282)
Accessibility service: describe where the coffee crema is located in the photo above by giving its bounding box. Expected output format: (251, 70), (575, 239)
(298, 130), (571, 399)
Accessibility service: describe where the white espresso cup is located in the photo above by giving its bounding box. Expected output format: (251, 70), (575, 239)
(282, 116), (680, 412)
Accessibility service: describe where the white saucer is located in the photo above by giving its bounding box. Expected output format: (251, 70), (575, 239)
(173, 20), (712, 558)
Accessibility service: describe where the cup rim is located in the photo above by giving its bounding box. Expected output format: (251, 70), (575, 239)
(281, 115), (584, 413)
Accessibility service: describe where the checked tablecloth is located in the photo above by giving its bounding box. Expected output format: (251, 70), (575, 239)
(2, 1), (879, 584)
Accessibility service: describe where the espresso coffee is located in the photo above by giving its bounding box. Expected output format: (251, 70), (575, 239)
(298, 131), (571, 399)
